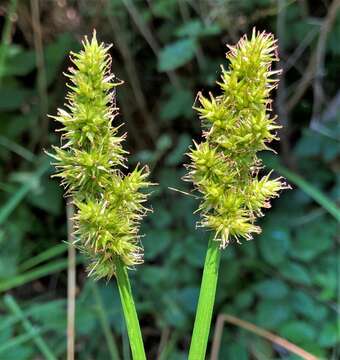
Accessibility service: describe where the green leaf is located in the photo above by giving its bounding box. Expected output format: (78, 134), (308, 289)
(254, 280), (289, 299)
(312, 269), (337, 301)
(0, 86), (32, 111)
(151, 0), (178, 19)
(295, 129), (340, 161)
(256, 300), (292, 328)
(294, 129), (322, 157)
(234, 291), (254, 310)
(176, 287), (199, 314)
(158, 168), (184, 190)
(176, 20), (202, 37)
(292, 218), (336, 261)
(259, 226), (291, 265)
(184, 236), (206, 268)
(148, 205), (172, 228)
(160, 89), (194, 121)
(318, 323), (339, 347)
(140, 266), (166, 287)
(176, 20), (221, 38)
(280, 262), (312, 285)
(0, 45), (36, 77)
(291, 291), (328, 322)
(165, 134), (191, 166)
(163, 297), (187, 328)
(219, 260), (240, 286)
(75, 301), (97, 336)
(44, 33), (78, 86)
(143, 230), (171, 260)
(158, 38), (197, 71)
(280, 321), (317, 344)
(27, 177), (63, 215)
(221, 343), (249, 360)
(157, 133), (173, 151)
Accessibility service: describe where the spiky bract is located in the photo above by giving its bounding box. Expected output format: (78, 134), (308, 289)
(187, 29), (288, 248)
(50, 32), (150, 279)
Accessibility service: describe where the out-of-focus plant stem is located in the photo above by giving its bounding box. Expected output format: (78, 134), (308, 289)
(30, 0), (48, 146)
(0, 0), (18, 85)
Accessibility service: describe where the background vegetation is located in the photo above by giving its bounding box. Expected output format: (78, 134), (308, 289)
(0, 0), (339, 359)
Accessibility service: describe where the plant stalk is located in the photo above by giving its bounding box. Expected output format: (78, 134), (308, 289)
(188, 237), (221, 360)
(115, 259), (146, 360)
(66, 199), (76, 360)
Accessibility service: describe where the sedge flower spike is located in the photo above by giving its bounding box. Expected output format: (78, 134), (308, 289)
(49, 32), (150, 279)
(187, 29), (288, 248)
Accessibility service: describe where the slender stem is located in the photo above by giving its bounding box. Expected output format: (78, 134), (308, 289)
(115, 259), (146, 360)
(0, 259), (70, 293)
(0, 0), (18, 86)
(66, 199), (76, 360)
(30, 0), (49, 146)
(189, 237), (221, 360)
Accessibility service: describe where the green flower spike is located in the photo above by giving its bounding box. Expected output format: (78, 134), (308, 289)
(187, 29), (289, 360)
(187, 28), (288, 248)
(49, 31), (148, 359)
(50, 32), (150, 279)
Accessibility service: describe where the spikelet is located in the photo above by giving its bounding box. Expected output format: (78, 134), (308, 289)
(49, 31), (150, 279)
(186, 29), (289, 248)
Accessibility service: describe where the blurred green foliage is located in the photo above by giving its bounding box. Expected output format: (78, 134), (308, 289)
(0, 0), (339, 359)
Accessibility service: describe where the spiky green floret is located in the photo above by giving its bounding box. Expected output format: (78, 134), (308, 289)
(50, 32), (150, 279)
(187, 29), (288, 248)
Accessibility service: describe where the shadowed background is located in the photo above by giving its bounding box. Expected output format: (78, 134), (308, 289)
(0, 0), (339, 359)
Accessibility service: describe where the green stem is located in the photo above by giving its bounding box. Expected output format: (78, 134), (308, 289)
(115, 259), (146, 360)
(189, 237), (221, 360)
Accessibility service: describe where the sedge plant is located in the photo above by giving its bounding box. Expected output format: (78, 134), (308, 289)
(49, 32), (149, 360)
(186, 29), (289, 359)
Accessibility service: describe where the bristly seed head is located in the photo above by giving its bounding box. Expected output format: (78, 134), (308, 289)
(186, 28), (289, 248)
(49, 31), (151, 279)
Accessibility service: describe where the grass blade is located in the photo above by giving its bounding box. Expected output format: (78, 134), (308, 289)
(18, 244), (68, 272)
(0, 161), (50, 226)
(0, 258), (72, 293)
(0, 328), (47, 355)
(4, 295), (56, 360)
(0, 300), (66, 331)
(0, 135), (35, 162)
(276, 164), (340, 222)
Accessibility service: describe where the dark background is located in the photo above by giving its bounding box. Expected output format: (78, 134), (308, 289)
(0, 0), (339, 359)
